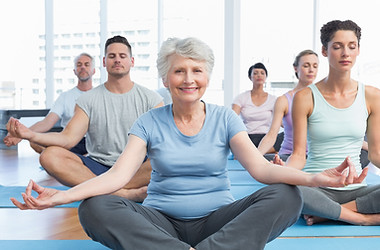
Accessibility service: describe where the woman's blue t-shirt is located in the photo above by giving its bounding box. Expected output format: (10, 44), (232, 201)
(129, 102), (246, 219)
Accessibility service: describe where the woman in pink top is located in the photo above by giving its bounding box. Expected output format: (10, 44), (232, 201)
(232, 63), (282, 153)
(258, 50), (319, 161)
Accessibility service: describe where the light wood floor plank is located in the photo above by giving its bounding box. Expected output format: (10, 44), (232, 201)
(0, 141), (87, 240)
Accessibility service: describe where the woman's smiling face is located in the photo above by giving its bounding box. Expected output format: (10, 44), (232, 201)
(164, 54), (209, 104)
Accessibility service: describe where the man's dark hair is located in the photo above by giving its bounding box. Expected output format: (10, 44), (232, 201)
(104, 35), (132, 56)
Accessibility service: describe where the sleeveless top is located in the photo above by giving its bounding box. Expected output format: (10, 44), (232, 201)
(279, 92), (308, 155)
(304, 83), (367, 190)
(278, 92), (294, 155)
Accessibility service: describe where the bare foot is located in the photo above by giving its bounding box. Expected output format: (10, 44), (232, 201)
(303, 214), (328, 225)
(112, 186), (148, 202)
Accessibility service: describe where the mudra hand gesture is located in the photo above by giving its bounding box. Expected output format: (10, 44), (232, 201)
(10, 180), (67, 210)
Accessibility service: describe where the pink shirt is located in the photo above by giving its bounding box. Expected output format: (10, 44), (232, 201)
(232, 90), (276, 134)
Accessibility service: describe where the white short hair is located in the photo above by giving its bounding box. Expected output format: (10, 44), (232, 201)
(157, 37), (214, 81)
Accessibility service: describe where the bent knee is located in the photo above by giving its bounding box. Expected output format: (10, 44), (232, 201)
(271, 184), (303, 211)
(39, 146), (64, 167)
(79, 195), (123, 219)
(79, 195), (111, 226)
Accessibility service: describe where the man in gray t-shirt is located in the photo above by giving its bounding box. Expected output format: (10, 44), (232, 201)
(3, 53), (95, 155)
(6, 36), (163, 202)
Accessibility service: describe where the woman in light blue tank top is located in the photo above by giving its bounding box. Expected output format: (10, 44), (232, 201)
(258, 50), (319, 161)
(285, 20), (380, 226)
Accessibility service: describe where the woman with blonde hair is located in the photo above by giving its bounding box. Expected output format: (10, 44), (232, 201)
(258, 49), (319, 161)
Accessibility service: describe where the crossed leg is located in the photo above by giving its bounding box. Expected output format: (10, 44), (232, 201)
(300, 185), (380, 226)
(39, 146), (151, 202)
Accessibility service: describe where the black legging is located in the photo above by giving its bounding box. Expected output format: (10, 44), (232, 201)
(249, 132), (284, 152)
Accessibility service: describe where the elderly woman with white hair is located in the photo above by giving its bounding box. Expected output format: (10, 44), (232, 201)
(10, 37), (365, 250)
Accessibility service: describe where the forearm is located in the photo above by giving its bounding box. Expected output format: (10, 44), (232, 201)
(64, 169), (128, 203)
(258, 133), (277, 154)
(285, 153), (306, 170)
(64, 142), (145, 203)
(28, 131), (76, 149)
(257, 162), (314, 186)
(29, 113), (60, 133)
(29, 120), (55, 133)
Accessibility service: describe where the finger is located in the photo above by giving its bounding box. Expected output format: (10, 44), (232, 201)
(335, 156), (349, 173)
(8, 118), (17, 130)
(356, 166), (369, 183)
(279, 158), (285, 166)
(25, 180), (34, 197)
(28, 196), (47, 210)
(10, 198), (29, 210)
(14, 121), (21, 135)
(5, 118), (13, 131)
(31, 180), (45, 194)
(21, 193), (36, 209)
(345, 157), (357, 185)
(340, 169), (348, 186)
(348, 156), (358, 178)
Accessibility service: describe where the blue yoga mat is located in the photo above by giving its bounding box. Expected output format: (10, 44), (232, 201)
(281, 218), (380, 237)
(227, 159), (245, 170)
(230, 184), (266, 200)
(0, 185), (81, 208)
(1, 238), (378, 250)
(0, 240), (109, 250)
(265, 237), (380, 250)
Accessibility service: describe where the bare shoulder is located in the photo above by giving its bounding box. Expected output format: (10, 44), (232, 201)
(272, 94), (289, 115)
(293, 86), (314, 116)
(276, 94), (289, 107)
(364, 85), (380, 99)
(364, 85), (380, 114)
(294, 86), (312, 101)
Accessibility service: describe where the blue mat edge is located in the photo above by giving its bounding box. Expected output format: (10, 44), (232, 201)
(0, 185), (81, 208)
(0, 240), (109, 250)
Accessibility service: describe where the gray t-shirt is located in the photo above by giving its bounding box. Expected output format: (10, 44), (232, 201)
(76, 83), (163, 166)
(50, 87), (86, 128)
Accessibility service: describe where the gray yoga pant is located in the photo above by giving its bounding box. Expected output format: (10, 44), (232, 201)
(78, 184), (302, 250)
(298, 184), (380, 220)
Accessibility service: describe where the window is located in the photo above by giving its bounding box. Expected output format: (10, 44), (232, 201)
(3, 1), (379, 110)
(73, 44), (83, 49)
(86, 44), (96, 49)
(86, 32), (96, 38)
(137, 42), (150, 47)
(240, 0), (314, 97)
(162, 0), (224, 105)
(317, 0), (380, 87)
(135, 66), (150, 71)
(137, 30), (150, 35)
(137, 54), (150, 59)
(124, 30), (135, 36)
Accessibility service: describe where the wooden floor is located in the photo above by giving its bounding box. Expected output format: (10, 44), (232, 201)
(0, 141), (89, 240)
